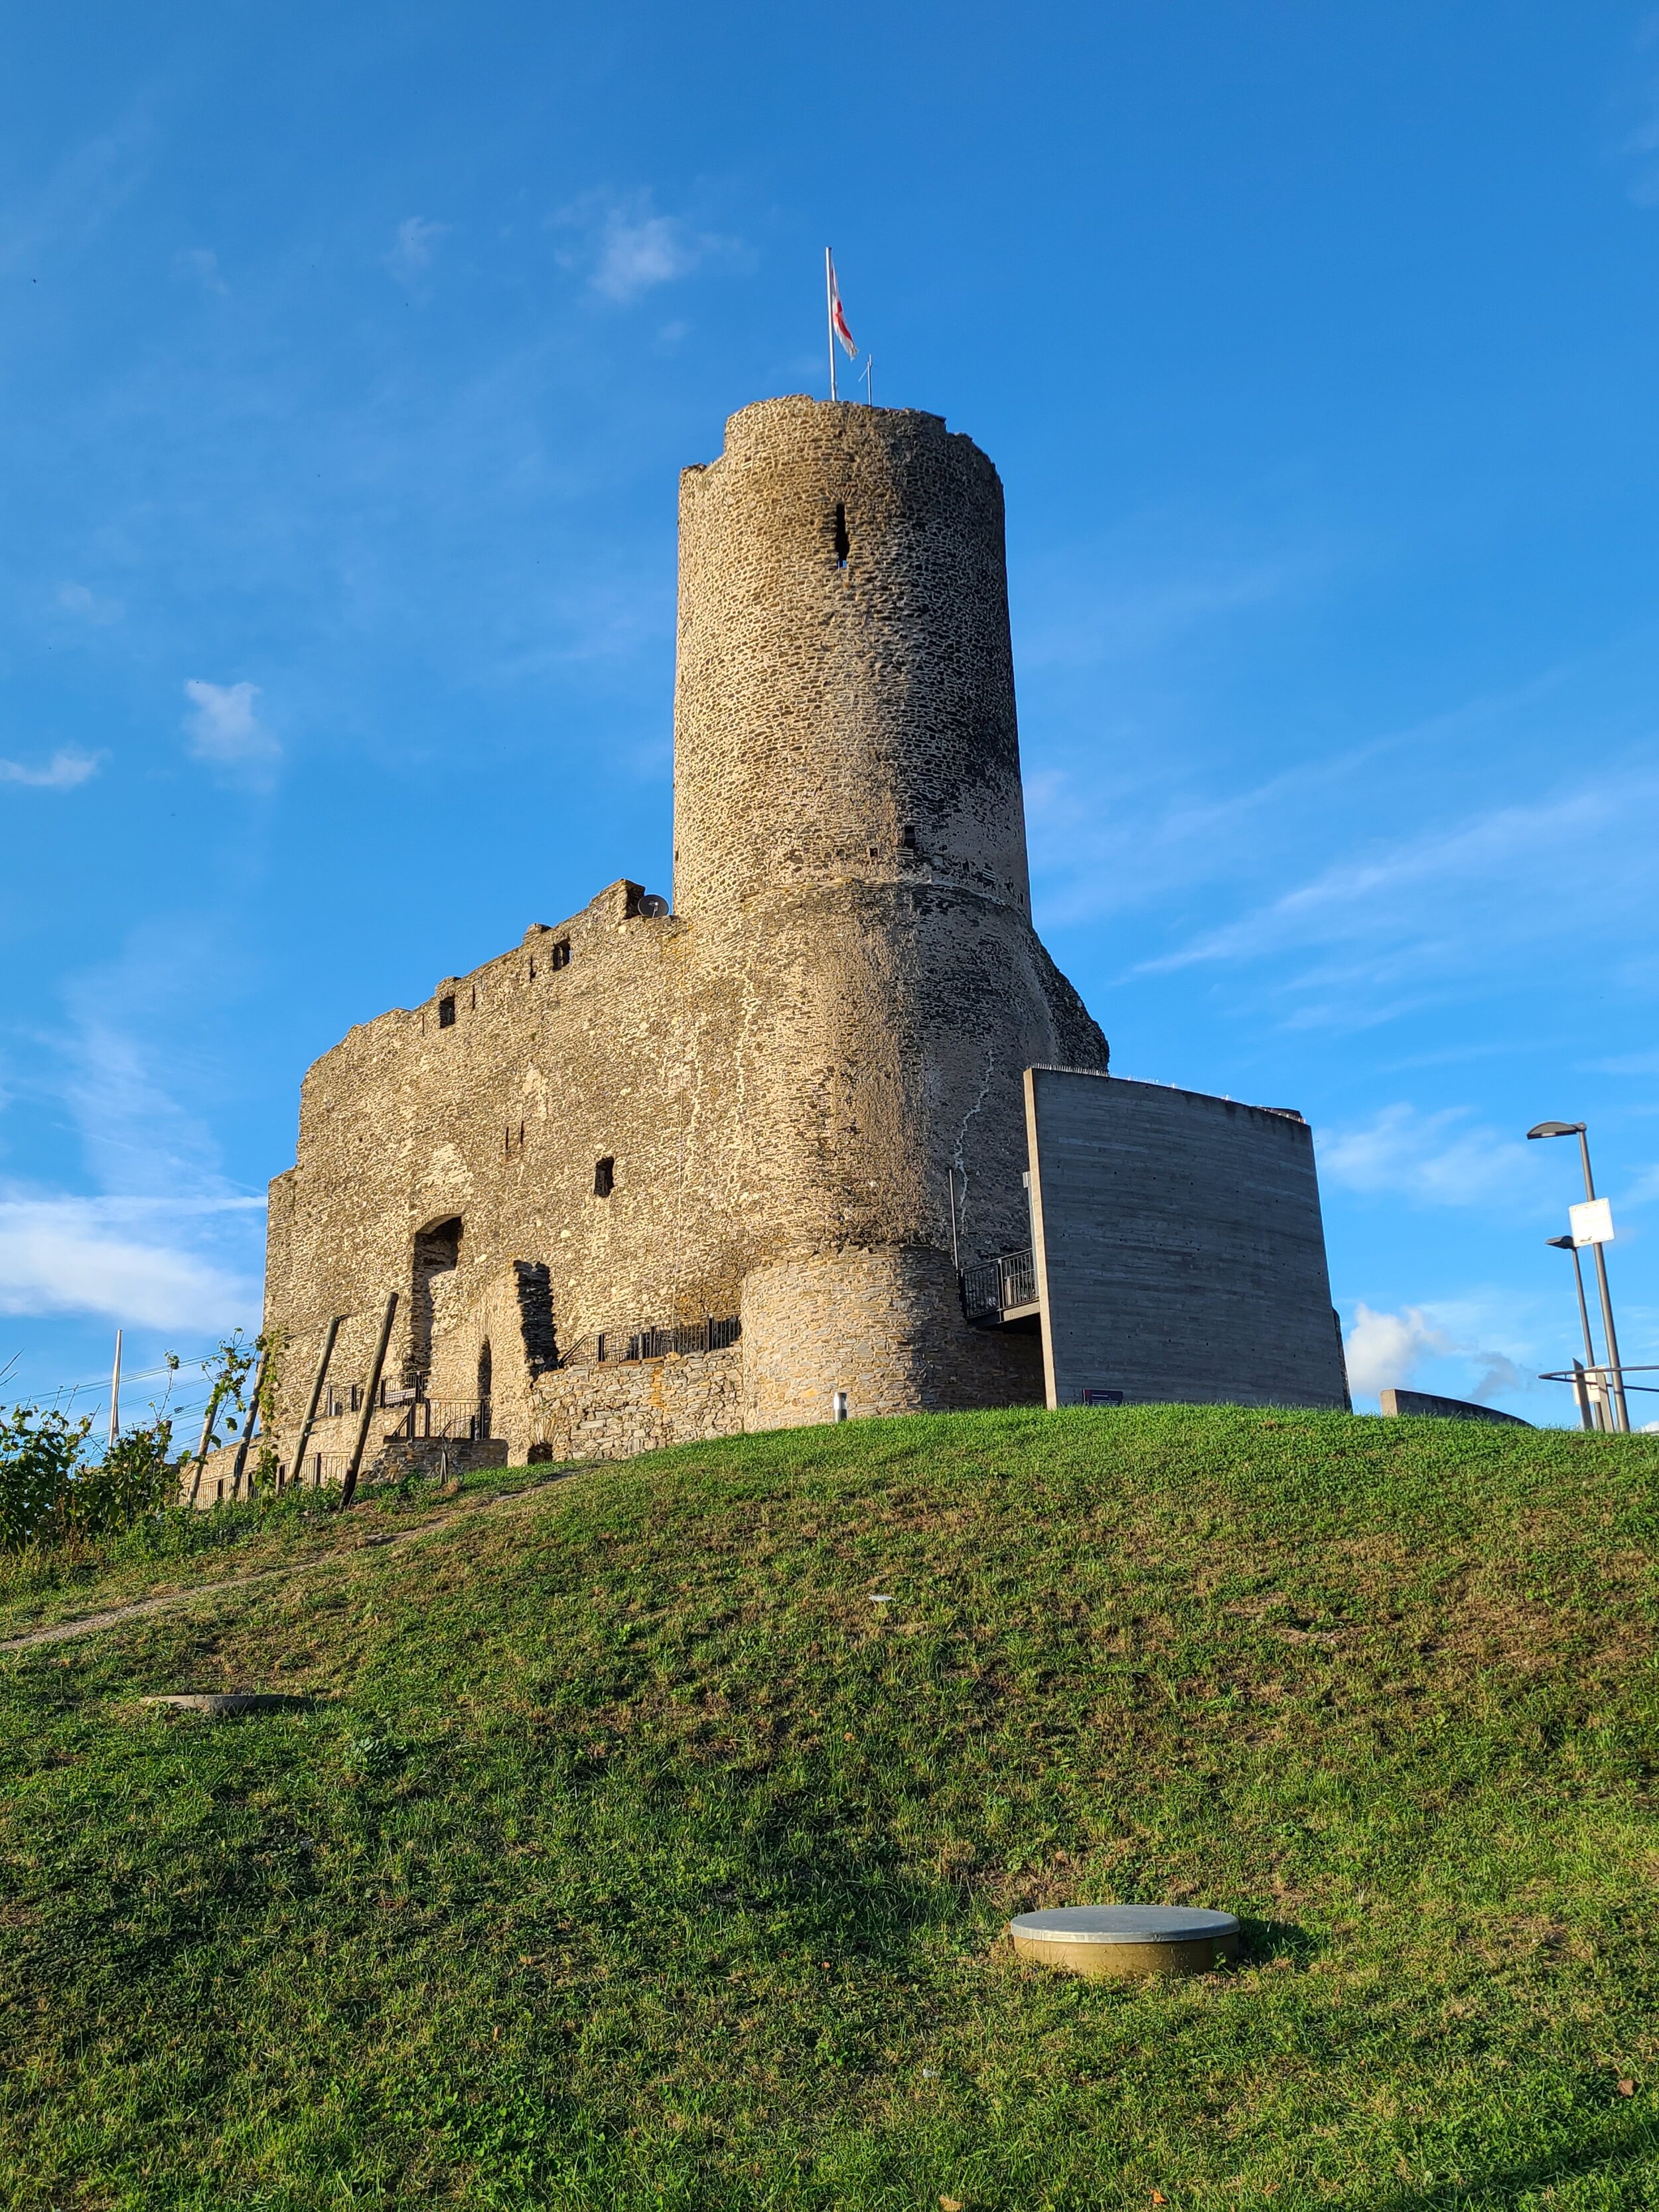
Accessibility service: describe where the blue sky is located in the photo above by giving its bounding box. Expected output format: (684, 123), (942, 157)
(3, 0), (1657, 1432)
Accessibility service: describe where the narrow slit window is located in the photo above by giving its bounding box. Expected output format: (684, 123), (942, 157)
(594, 1155), (615, 1199)
(901, 824), (917, 851)
(833, 502), (849, 567)
(438, 994), (456, 1027)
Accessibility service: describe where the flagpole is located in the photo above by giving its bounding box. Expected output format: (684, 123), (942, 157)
(825, 247), (837, 402)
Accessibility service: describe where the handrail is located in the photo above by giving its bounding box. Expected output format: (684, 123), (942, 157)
(1538, 1361), (1658, 1436)
(962, 1248), (1037, 1323)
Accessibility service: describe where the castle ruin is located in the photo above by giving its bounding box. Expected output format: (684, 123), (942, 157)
(258, 394), (1345, 1489)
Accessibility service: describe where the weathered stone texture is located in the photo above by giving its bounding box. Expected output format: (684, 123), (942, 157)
(261, 398), (1107, 1475)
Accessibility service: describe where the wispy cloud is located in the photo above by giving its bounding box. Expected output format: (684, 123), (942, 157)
(1343, 1293), (1538, 1410)
(182, 678), (279, 777)
(552, 190), (731, 304)
(385, 215), (451, 287)
(0, 1193), (261, 1329)
(1127, 767), (1659, 1026)
(173, 245), (228, 296)
(1016, 547), (1310, 676)
(55, 581), (124, 625)
(0, 114), (151, 275)
(1319, 1104), (1535, 1209)
(54, 934), (240, 1198)
(0, 750), (100, 790)
(1145, 786), (1619, 973)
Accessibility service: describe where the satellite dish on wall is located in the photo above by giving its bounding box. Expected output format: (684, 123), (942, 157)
(639, 894), (670, 919)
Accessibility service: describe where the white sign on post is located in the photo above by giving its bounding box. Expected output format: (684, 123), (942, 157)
(1570, 1197), (1615, 1248)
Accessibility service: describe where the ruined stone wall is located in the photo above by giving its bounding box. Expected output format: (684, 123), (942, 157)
(261, 875), (751, 1469)
(261, 397), (1108, 1463)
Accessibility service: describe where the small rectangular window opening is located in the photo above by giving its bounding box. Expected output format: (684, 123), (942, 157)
(901, 824), (917, 851)
(594, 1155), (615, 1199)
(550, 939), (571, 971)
(438, 994), (456, 1027)
(833, 501), (849, 567)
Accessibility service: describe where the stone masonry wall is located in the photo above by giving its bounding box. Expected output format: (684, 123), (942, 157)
(261, 398), (1108, 1465)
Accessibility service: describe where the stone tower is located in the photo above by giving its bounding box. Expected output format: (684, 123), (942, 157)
(256, 394), (1109, 1486)
(674, 398), (1108, 1426)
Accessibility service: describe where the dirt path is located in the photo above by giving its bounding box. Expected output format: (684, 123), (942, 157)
(0, 1472), (579, 1654)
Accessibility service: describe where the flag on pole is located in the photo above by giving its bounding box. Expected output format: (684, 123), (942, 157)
(828, 252), (857, 358)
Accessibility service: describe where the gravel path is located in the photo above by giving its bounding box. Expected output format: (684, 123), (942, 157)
(0, 1473), (578, 1653)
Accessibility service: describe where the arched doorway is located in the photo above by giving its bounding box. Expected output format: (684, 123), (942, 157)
(407, 1217), (462, 1390)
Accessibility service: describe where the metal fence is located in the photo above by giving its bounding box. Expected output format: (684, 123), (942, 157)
(961, 1249), (1037, 1325)
(384, 1396), (492, 1441)
(597, 1316), (742, 1363)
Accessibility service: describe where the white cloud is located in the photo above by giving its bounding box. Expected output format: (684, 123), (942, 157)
(55, 580), (124, 625)
(0, 750), (100, 790)
(553, 190), (727, 304)
(173, 246), (228, 295)
(1341, 1290), (1551, 1414)
(386, 216), (450, 284)
(1344, 1303), (1452, 1398)
(1319, 1104), (1534, 1209)
(0, 1194), (261, 1329)
(182, 679), (279, 774)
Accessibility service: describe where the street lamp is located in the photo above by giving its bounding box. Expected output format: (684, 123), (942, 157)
(1528, 1120), (1629, 1432)
(1545, 1234), (1602, 1430)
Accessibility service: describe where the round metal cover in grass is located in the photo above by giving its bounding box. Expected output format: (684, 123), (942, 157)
(1009, 1905), (1240, 1978)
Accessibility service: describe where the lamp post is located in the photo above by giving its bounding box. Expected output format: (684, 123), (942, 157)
(1545, 1234), (1601, 1430)
(1528, 1121), (1629, 1433)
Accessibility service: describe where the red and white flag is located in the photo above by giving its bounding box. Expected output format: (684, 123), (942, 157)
(828, 250), (857, 358)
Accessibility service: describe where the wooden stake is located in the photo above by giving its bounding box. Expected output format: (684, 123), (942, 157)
(228, 1343), (271, 1502)
(341, 1292), (398, 1507)
(286, 1315), (344, 1503)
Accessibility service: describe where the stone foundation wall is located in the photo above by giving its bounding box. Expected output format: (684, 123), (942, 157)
(526, 1345), (744, 1462)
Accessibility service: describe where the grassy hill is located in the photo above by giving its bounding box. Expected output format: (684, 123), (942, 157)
(3, 1404), (1659, 2211)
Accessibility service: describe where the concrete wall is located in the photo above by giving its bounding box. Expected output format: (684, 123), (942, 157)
(1024, 1068), (1349, 1412)
(1380, 1388), (1530, 1426)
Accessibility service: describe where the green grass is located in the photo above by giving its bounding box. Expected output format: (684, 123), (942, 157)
(4, 1404), (1659, 2211)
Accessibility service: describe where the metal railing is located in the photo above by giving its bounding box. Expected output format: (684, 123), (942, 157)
(386, 1396), (491, 1442)
(1539, 1361), (1658, 1434)
(961, 1249), (1037, 1325)
(597, 1317), (741, 1363)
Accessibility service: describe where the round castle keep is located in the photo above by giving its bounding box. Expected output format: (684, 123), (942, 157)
(259, 395), (1108, 1477)
(674, 398), (1033, 919)
(678, 400), (1106, 1427)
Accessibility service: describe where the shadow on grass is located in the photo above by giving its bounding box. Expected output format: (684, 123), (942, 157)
(1236, 1915), (1321, 1966)
(1356, 2112), (1659, 2209)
